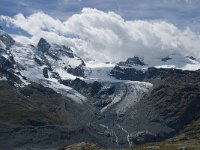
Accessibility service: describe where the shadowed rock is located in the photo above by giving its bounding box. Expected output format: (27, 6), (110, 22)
(37, 38), (51, 52)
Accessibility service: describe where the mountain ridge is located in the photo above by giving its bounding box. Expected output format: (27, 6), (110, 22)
(0, 29), (200, 149)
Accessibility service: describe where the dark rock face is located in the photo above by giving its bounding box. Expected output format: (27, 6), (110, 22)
(186, 56), (196, 60)
(88, 81), (102, 96)
(110, 66), (145, 81)
(145, 67), (199, 81)
(118, 56), (145, 66)
(43, 67), (49, 78)
(109, 66), (200, 144)
(34, 57), (45, 66)
(0, 55), (14, 69)
(64, 78), (115, 100)
(146, 69), (200, 130)
(0, 68), (21, 85)
(51, 72), (61, 80)
(67, 79), (102, 97)
(67, 66), (85, 77)
(130, 131), (156, 145)
(69, 78), (88, 91)
(161, 56), (172, 62)
(37, 38), (51, 52)
(110, 66), (196, 82)
(61, 78), (115, 110)
(47, 45), (75, 59)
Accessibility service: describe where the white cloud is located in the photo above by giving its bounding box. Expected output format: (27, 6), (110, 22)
(1, 8), (200, 62)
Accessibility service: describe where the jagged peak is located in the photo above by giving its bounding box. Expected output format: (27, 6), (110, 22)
(118, 56), (146, 66)
(186, 56), (196, 60)
(37, 38), (51, 52)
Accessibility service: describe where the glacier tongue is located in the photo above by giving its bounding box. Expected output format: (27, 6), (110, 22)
(100, 81), (153, 114)
(115, 81), (152, 114)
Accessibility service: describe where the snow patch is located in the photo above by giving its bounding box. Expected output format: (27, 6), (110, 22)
(9, 42), (86, 104)
(40, 79), (87, 104)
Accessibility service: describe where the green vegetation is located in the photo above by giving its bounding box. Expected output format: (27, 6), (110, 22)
(0, 81), (62, 125)
(129, 118), (200, 150)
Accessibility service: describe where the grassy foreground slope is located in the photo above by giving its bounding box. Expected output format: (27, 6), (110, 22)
(131, 118), (200, 150)
(60, 118), (200, 150)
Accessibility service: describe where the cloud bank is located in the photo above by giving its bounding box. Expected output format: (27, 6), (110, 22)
(1, 8), (200, 62)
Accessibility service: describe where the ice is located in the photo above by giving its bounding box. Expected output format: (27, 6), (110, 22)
(8, 42), (86, 104)
(101, 81), (153, 113)
(85, 61), (116, 82)
(115, 81), (152, 114)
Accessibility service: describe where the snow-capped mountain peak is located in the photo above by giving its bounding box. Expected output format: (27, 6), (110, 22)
(0, 30), (87, 103)
(37, 38), (51, 52)
(116, 53), (200, 71)
(1, 29), (200, 106)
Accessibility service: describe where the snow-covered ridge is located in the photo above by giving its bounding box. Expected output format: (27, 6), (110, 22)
(1, 28), (200, 106)
(117, 54), (200, 71)
(11, 41), (87, 103)
(0, 29), (87, 104)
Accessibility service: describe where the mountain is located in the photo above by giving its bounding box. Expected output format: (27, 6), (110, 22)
(111, 55), (200, 81)
(0, 29), (200, 150)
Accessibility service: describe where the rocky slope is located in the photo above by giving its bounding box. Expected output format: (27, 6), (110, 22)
(1, 28), (200, 150)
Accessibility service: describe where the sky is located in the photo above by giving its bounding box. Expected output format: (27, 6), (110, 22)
(1, 0), (200, 31)
(0, 0), (200, 62)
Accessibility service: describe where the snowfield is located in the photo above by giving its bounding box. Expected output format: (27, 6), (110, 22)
(117, 53), (200, 71)
(1, 28), (200, 106)
(7, 40), (87, 104)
